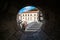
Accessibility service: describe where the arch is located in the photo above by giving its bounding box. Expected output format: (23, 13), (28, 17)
(17, 6), (45, 32)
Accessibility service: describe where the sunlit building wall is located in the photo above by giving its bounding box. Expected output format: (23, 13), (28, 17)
(18, 10), (39, 24)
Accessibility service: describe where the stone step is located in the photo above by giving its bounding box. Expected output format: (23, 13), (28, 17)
(25, 22), (43, 31)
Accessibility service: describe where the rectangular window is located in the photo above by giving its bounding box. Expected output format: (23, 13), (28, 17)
(30, 17), (32, 20)
(28, 17), (29, 20)
(25, 14), (27, 16)
(25, 17), (27, 20)
(23, 17), (24, 19)
(30, 14), (32, 16)
(34, 17), (36, 21)
(34, 17), (36, 19)
(34, 17), (36, 20)
(23, 14), (24, 16)
(34, 14), (36, 16)
(28, 14), (29, 16)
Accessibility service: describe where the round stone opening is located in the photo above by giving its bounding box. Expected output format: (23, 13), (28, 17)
(17, 6), (44, 32)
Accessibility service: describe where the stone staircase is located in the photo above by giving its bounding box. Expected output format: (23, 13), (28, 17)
(25, 22), (43, 31)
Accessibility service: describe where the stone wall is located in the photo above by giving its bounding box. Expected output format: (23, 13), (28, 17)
(0, 0), (58, 40)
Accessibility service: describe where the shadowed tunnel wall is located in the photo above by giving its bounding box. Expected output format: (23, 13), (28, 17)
(0, 0), (58, 40)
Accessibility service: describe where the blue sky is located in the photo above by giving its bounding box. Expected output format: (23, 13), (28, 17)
(18, 6), (36, 14)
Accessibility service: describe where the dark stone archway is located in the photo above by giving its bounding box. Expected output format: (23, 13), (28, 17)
(0, 0), (58, 40)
